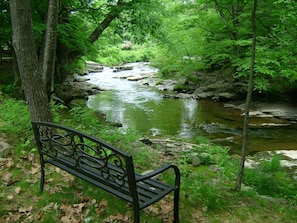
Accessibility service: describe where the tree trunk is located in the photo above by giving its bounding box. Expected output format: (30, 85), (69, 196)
(12, 49), (20, 88)
(56, 6), (122, 83)
(235, 0), (258, 190)
(10, 0), (53, 122)
(40, 0), (59, 99)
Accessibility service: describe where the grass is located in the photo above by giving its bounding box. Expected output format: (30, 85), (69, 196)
(0, 95), (296, 222)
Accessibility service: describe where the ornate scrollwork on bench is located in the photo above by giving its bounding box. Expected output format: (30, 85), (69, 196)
(36, 124), (128, 187)
(32, 121), (180, 223)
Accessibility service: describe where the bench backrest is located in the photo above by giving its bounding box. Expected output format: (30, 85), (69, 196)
(32, 121), (138, 202)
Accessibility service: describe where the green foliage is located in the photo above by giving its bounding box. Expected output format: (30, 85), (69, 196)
(244, 155), (297, 199)
(173, 83), (193, 92)
(0, 84), (18, 95)
(3, 0), (297, 96)
(94, 42), (157, 66)
(194, 136), (211, 144)
(68, 105), (103, 130)
(95, 46), (122, 66)
(0, 96), (31, 137)
(0, 96), (34, 156)
(68, 104), (140, 148)
(180, 143), (231, 168)
(153, 0), (297, 94)
(120, 0), (166, 43)
(179, 142), (233, 211)
(188, 177), (229, 211)
(63, 58), (88, 75)
(58, 21), (94, 56)
(0, 0), (11, 48)
(1, 95), (297, 222)
(57, 0), (165, 66)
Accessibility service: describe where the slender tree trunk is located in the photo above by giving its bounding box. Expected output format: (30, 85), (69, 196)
(41, 0), (59, 99)
(62, 12), (119, 68)
(56, 3), (124, 82)
(10, 0), (53, 122)
(235, 0), (258, 190)
(54, 0), (141, 83)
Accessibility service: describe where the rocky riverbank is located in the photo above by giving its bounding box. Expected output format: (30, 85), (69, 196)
(54, 61), (297, 171)
(57, 61), (242, 103)
(58, 61), (297, 122)
(139, 137), (297, 177)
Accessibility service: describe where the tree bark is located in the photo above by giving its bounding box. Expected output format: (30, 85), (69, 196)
(41, 0), (59, 99)
(10, 0), (53, 122)
(61, 11), (119, 69)
(56, 3), (125, 82)
(235, 0), (257, 190)
(89, 13), (118, 44)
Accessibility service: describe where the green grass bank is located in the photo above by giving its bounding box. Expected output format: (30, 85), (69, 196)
(0, 94), (296, 223)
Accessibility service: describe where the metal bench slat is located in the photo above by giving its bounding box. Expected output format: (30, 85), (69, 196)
(32, 121), (180, 223)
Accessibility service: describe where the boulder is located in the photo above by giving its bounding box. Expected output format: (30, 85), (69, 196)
(0, 141), (11, 157)
(86, 61), (104, 73)
(192, 156), (201, 167)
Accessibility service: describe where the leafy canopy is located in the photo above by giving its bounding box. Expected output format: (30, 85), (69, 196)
(153, 0), (297, 94)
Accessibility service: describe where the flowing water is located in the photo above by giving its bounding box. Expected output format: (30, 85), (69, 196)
(86, 62), (297, 154)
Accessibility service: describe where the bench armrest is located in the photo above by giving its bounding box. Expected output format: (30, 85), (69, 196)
(136, 164), (180, 186)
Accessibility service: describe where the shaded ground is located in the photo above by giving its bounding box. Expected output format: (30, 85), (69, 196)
(1, 135), (297, 222)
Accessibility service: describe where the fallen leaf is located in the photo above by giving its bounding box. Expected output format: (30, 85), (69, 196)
(160, 200), (173, 215)
(91, 199), (97, 205)
(192, 211), (204, 222)
(2, 172), (12, 185)
(73, 203), (85, 213)
(6, 159), (15, 168)
(60, 203), (87, 223)
(15, 186), (21, 194)
(55, 167), (61, 173)
(25, 177), (39, 184)
(103, 213), (132, 223)
(145, 205), (159, 215)
(29, 164), (40, 175)
(19, 205), (33, 213)
(22, 153), (34, 162)
(60, 204), (74, 216)
(0, 158), (14, 169)
(43, 202), (59, 212)
(61, 215), (80, 223)
(4, 213), (22, 222)
(96, 199), (107, 214)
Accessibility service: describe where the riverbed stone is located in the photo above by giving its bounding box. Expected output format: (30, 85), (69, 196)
(0, 141), (11, 157)
(86, 61), (104, 73)
(74, 76), (90, 82)
(192, 156), (201, 167)
(60, 61), (297, 131)
(127, 76), (148, 81)
(113, 66), (133, 72)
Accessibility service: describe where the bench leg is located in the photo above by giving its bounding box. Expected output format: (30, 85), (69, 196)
(40, 164), (45, 193)
(173, 188), (180, 223)
(134, 205), (140, 223)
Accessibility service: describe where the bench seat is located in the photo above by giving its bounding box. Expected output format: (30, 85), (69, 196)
(32, 121), (180, 223)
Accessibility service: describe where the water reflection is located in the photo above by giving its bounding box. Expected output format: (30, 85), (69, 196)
(86, 63), (297, 154)
(87, 72), (200, 138)
(178, 99), (198, 138)
(182, 98), (198, 121)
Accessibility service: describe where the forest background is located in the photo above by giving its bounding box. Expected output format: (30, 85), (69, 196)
(1, 0), (297, 98)
(1, 0), (297, 222)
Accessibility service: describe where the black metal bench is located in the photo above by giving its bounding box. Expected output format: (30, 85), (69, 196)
(32, 121), (180, 223)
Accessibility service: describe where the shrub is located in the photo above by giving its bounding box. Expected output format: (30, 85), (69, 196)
(244, 155), (297, 199)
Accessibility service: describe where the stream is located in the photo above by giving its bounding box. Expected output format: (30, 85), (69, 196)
(86, 62), (297, 155)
